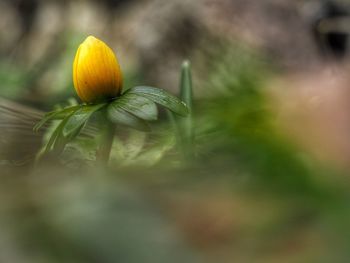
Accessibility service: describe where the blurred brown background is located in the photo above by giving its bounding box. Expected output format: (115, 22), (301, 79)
(2, 1), (350, 263)
(0, 0), (340, 101)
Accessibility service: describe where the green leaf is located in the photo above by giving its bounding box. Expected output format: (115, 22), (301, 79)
(44, 112), (75, 153)
(63, 103), (106, 137)
(33, 105), (82, 132)
(107, 105), (149, 131)
(42, 103), (104, 155)
(33, 112), (57, 132)
(109, 93), (157, 121)
(127, 86), (188, 116)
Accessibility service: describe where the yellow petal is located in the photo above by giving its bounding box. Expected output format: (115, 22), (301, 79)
(73, 36), (123, 103)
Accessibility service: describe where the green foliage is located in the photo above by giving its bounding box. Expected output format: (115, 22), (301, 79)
(63, 104), (106, 137)
(35, 85), (189, 158)
(107, 85), (189, 130)
(127, 86), (189, 116)
(34, 104), (101, 157)
(107, 105), (149, 131)
(111, 93), (158, 121)
(33, 105), (82, 132)
(191, 43), (342, 203)
(44, 112), (76, 153)
(107, 93), (157, 131)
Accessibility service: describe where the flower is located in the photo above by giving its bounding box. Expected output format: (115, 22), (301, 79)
(73, 36), (123, 103)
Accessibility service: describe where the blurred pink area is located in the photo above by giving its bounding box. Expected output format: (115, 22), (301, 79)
(269, 64), (350, 171)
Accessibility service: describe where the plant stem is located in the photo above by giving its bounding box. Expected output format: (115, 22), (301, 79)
(97, 116), (115, 166)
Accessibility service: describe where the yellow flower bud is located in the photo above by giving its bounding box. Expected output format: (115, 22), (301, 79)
(73, 36), (123, 103)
